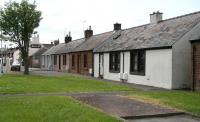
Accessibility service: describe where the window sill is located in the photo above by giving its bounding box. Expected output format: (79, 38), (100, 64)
(130, 72), (145, 76)
(109, 70), (120, 73)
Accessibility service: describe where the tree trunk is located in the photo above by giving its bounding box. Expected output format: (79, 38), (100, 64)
(22, 52), (29, 75)
(24, 57), (29, 75)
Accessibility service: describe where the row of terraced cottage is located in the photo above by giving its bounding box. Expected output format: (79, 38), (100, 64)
(41, 11), (200, 91)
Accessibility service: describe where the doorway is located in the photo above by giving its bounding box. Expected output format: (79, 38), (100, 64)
(59, 55), (61, 70)
(77, 55), (81, 73)
(191, 40), (200, 91)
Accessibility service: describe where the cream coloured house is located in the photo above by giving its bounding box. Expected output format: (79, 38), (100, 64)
(93, 11), (200, 89)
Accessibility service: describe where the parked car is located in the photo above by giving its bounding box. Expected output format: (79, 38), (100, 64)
(11, 61), (21, 71)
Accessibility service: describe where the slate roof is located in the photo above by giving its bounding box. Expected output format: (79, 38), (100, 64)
(42, 44), (64, 55)
(94, 11), (200, 53)
(31, 44), (53, 57)
(72, 31), (114, 52)
(43, 44), (54, 49)
(53, 38), (84, 54)
(42, 39), (84, 55)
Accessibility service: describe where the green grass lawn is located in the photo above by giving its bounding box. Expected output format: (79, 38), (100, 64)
(0, 74), (132, 94)
(0, 96), (121, 122)
(128, 89), (200, 116)
(1, 74), (200, 121)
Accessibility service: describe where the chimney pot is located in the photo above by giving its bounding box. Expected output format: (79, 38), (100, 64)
(114, 23), (121, 31)
(65, 32), (72, 43)
(84, 26), (93, 38)
(54, 39), (59, 45)
(150, 11), (163, 24)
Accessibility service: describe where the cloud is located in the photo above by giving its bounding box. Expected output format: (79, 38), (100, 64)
(4, 0), (200, 44)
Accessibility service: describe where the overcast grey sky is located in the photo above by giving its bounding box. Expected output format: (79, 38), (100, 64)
(1, 0), (200, 44)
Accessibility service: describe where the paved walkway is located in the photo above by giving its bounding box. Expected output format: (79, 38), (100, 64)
(129, 115), (200, 122)
(70, 93), (200, 122)
(71, 93), (183, 119)
(0, 91), (127, 97)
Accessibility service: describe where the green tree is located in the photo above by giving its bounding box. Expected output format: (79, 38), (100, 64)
(0, 0), (42, 74)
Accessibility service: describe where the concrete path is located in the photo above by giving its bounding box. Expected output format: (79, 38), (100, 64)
(71, 93), (183, 119)
(0, 91), (127, 97)
(129, 115), (200, 122)
(71, 93), (200, 122)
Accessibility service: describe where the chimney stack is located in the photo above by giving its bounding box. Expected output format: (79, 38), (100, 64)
(54, 39), (59, 45)
(84, 26), (93, 39)
(150, 11), (163, 24)
(114, 23), (121, 31)
(65, 32), (72, 43)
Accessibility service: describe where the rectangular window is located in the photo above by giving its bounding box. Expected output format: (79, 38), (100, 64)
(72, 55), (75, 67)
(54, 55), (57, 65)
(83, 54), (87, 67)
(63, 54), (66, 65)
(130, 50), (145, 75)
(109, 52), (120, 72)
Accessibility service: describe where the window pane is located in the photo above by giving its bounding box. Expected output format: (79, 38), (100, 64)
(130, 51), (145, 74)
(72, 55), (75, 67)
(54, 55), (57, 65)
(116, 53), (120, 71)
(63, 54), (66, 65)
(109, 52), (120, 72)
(139, 52), (145, 72)
(134, 53), (138, 71)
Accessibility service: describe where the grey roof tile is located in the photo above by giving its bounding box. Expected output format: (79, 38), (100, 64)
(94, 11), (200, 52)
(30, 44), (53, 56)
(72, 31), (114, 52)
(42, 44), (64, 55)
(42, 38), (85, 55)
(54, 38), (85, 54)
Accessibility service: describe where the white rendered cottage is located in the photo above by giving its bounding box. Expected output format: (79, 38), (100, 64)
(93, 11), (200, 89)
(41, 40), (61, 70)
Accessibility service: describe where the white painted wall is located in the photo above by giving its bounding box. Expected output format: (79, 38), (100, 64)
(125, 49), (172, 89)
(172, 22), (200, 89)
(41, 55), (53, 70)
(94, 53), (99, 77)
(99, 49), (173, 89)
(29, 35), (42, 56)
(103, 53), (121, 81)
